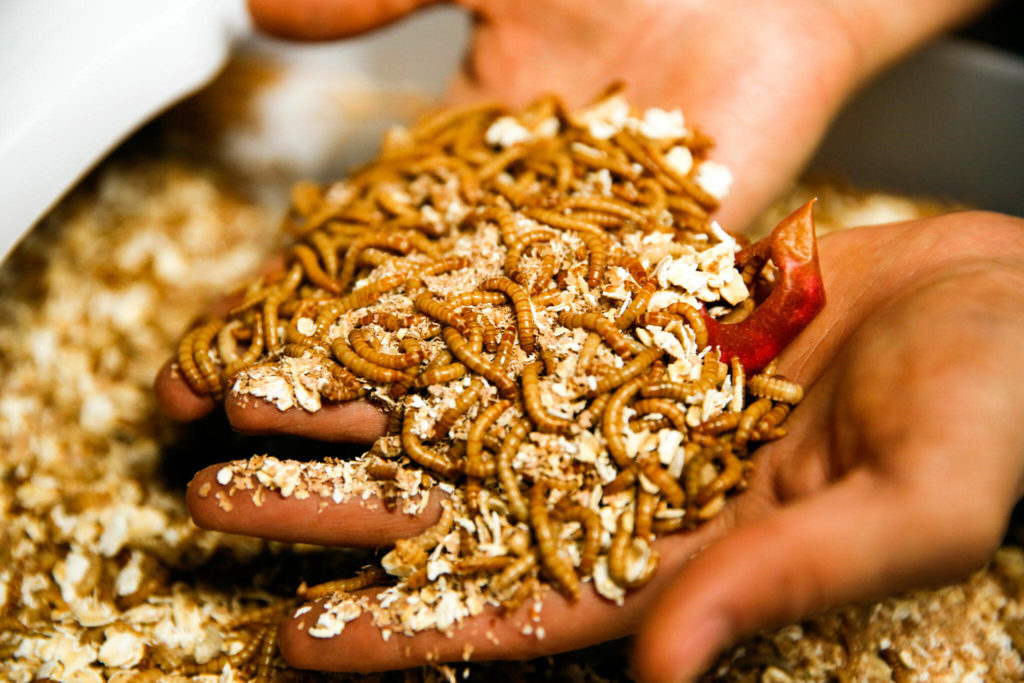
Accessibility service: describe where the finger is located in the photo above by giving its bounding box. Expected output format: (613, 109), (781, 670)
(154, 360), (216, 422)
(188, 463), (445, 547)
(248, 0), (443, 41)
(278, 522), (726, 672)
(632, 469), (1005, 683)
(225, 392), (389, 443)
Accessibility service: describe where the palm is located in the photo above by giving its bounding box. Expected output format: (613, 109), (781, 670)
(178, 213), (1024, 673)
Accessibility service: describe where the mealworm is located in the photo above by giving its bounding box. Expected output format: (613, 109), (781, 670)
(224, 314), (265, 376)
(406, 255), (472, 291)
(583, 347), (661, 397)
(359, 311), (440, 336)
(413, 292), (472, 335)
(479, 277), (537, 353)
(558, 311), (645, 358)
(349, 329), (424, 370)
(529, 480), (580, 600)
(638, 456), (685, 508)
(504, 229), (559, 278)
(608, 511), (659, 589)
(465, 400), (508, 478)
(442, 327), (519, 400)
(575, 332), (603, 376)
(754, 403), (791, 434)
(299, 566), (387, 600)
(719, 297), (755, 323)
(578, 231), (610, 288)
(491, 551), (538, 594)
(666, 192), (709, 219)
(177, 326), (209, 394)
(292, 243), (341, 294)
(693, 411), (742, 437)
(666, 302), (709, 348)
(746, 373), (804, 404)
(495, 418), (532, 522)
(576, 393), (610, 430)
(392, 500), (456, 568)
(695, 450), (745, 506)
(400, 408), (462, 478)
(554, 504), (601, 577)
(478, 144), (529, 181)
(337, 231), (419, 293)
(615, 281), (656, 329)
(216, 319), (245, 367)
(414, 360), (467, 387)
(631, 398), (689, 434)
(192, 318), (226, 400)
(523, 206), (605, 237)
(431, 377), (484, 440)
(735, 397), (773, 447)
(602, 376), (647, 468)
(331, 336), (408, 385)
(609, 252), (653, 288)
(634, 488), (658, 541)
(521, 361), (575, 434)
(558, 194), (646, 224)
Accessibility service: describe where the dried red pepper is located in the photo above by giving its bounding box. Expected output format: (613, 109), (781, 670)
(702, 200), (825, 373)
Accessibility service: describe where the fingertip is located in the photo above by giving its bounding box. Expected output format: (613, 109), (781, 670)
(225, 393), (389, 443)
(247, 0), (441, 41)
(154, 360), (216, 422)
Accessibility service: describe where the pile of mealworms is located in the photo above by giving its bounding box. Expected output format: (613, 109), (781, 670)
(176, 91), (807, 636)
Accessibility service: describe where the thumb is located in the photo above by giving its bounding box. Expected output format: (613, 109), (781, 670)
(632, 468), (1004, 683)
(248, 0), (444, 40)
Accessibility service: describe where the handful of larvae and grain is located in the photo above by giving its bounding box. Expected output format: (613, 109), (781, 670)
(175, 92), (821, 639)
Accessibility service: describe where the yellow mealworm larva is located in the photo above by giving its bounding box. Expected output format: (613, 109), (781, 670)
(615, 281), (655, 329)
(638, 456), (685, 508)
(575, 331), (603, 376)
(529, 481), (580, 600)
(414, 360), (468, 388)
(630, 398), (689, 434)
(442, 327), (519, 400)
(331, 336), (409, 384)
(224, 314), (265, 377)
(215, 320), (245, 368)
(504, 229), (560, 279)
(431, 377), (485, 440)
(554, 504), (602, 577)
(392, 500), (456, 568)
(735, 397), (773, 447)
(299, 566), (387, 600)
(491, 551), (538, 594)
(583, 347), (661, 397)
(465, 400), (509, 478)
(523, 206), (605, 237)
(578, 231), (610, 288)
(755, 403), (791, 434)
(608, 510), (659, 590)
(400, 408), (462, 479)
(693, 411), (742, 437)
(634, 488), (658, 541)
(336, 231), (418, 293)
(349, 328), (424, 370)
(746, 374), (804, 404)
(413, 292), (472, 335)
(557, 311), (645, 358)
(479, 277), (538, 354)
(576, 393), (610, 430)
(559, 194), (646, 224)
(192, 318), (226, 400)
(495, 418), (531, 522)
(406, 255), (473, 292)
(521, 361), (575, 435)
(177, 326), (209, 395)
(695, 450), (745, 506)
(292, 243), (341, 294)
(602, 376), (647, 468)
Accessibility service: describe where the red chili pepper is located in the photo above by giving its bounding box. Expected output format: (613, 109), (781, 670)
(702, 200), (825, 373)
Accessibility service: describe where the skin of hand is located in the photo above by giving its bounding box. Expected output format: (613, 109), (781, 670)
(155, 0), (1012, 677)
(178, 211), (1024, 678)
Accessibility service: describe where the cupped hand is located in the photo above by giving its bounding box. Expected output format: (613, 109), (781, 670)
(179, 211), (1024, 678)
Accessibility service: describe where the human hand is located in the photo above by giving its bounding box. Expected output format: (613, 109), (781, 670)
(177, 210), (1024, 678)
